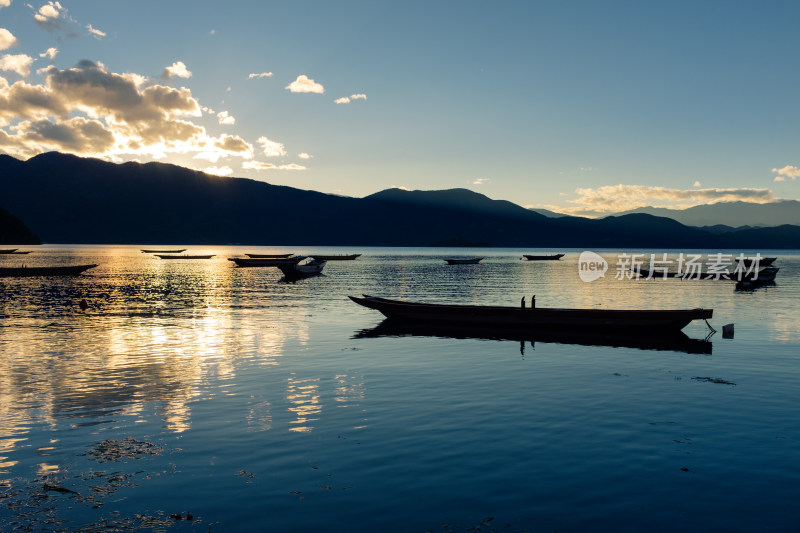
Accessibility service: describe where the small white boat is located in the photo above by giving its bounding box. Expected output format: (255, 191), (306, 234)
(277, 258), (326, 280)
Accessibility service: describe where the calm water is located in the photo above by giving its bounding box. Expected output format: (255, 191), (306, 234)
(1, 246), (799, 532)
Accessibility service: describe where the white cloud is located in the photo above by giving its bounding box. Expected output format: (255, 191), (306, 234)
(276, 163), (305, 170)
(33, 1), (69, 32)
(242, 160), (276, 170)
(217, 110), (235, 125)
(0, 28), (18, 50)
(285, 74), (324, 94)
(0, 0), (12, 9)
(39, 47), (58, 60)
(297, 152), (311, 159)
(163, 61), (192, 79)
(202, 165), (233, 176)
(772, 165), (800, 181)
(555, 184), (777, 217)
(693, 180), (701, 187)
(87, 24), (106, 39)
(473, 178), (491, 185)
(0, 54), (34, 76)
(335, 93), (367, 104)
(248, 72), (273, 79)
(257, 136), (286, 157)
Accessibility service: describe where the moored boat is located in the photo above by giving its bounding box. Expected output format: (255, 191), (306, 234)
(310, 254), (361, 261)
(277, 258), (326, 280)
(0, 249), (18, 254)
(0, 264), (98, 276)
(523, 253), (565, 260)
(349, 295), (713, 332)
(155, 254), (214, 259)
(141, 249), (186, 253)
(635, 266), (779, 282)
(444, 257), (483, 265)
(245, 253), (295, 258)
(230, 256), (305, 267)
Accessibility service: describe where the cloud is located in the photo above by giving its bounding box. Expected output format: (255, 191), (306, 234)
(285, 75), (324, 94)
(0, 54), (34, 76)
(33, 1), (69, 32)
(335, 93), (367, 104)
(163, 61), (192, 80)
(257, 136), (286, 157)
(772, 165), (800, 181)
(0, 0), (11, 8)
(248, 72), (273, 79)
(0, 28), (18, 50)
(473, 178), (491, 185)
(87, 24), (106, 39)
(242, 160), (276, 170)
(693, 180), (701, 187)
(297, 152), (311, 159)
(217, 110), (235, 125)
(555, 184), (776, 217)
(202, 165), (233, 176)
(39, 47), (58, 60)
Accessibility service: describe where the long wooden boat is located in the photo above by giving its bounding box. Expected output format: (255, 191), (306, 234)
(245, 253), (294, 258)
(349, 295), (712, 332)
(444, 257), (483, 265)
(737, 257), (776, 267)
(0, 264), (98, 276)
(523, 253), (565, 261)
(355, 320), (712, 355)
(155, 254), (214, 259)
(141, 249), (186, 253)
(230, 256), (305, 267)
(0, 248), (18, 254)
(310, 254), (361, 261)
(277, 258), (326, 281)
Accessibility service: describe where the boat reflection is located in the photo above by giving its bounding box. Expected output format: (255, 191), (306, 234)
(355, 319), (713, 355)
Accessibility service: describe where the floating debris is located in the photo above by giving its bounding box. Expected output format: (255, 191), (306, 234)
(692, 377), (736, 386)
(83, 437), (164, 462)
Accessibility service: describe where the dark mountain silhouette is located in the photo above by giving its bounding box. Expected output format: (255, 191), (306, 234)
(0, 151), (798, 248)
(617, 201), (800, 227)
(0, 205), (40, 244)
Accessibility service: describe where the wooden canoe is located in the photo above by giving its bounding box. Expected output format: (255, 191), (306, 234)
(349, 295), (712, 332)
(0, 264), (98, 276)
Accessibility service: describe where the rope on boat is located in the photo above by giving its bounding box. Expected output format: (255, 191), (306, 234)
(703, 318), (717, 334)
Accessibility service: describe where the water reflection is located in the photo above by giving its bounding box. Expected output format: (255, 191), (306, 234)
(355, 319), (714, 355)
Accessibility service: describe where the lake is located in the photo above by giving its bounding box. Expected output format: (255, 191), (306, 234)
(1, 245), (799, 532)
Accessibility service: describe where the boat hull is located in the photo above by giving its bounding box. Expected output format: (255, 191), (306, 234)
(310, 254), (361, 261)
(523, 254), (565, 260)
(0, 264), (98, 276)
(350, 295), (712, 332)
(230, 256), (304, 267)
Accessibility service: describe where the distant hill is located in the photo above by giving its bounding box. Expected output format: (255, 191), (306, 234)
(618, 201), (800, 227)
(528, 207), (571, 218)
(0, 205), (40, 244)
(1, 151), (798, 248)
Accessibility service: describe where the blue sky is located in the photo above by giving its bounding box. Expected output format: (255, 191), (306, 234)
(1, 0), (799, 215)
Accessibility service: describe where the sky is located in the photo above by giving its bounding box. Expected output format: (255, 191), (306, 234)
(1, 0), (799, 216)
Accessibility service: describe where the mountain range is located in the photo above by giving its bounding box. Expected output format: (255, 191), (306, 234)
(1, 151), (798, 249)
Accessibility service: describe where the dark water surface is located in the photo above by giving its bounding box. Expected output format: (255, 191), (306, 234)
(1, 246), (799, 532)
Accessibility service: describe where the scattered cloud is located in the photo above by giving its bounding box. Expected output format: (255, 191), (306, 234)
(39, 47), (58, 60)
(33, 1), (70, 32)
(0, 28), (18, 50)
(217, 110), (235, 125)
(276, 163), (305, 170)
(257, 136), (286, 157)
(285, 74), (324, 94)
(209, 29), (216, 35)
(86, 24), (106, 39)
(0, 0), (11, 9)
(772, 165), (800, 182)
(163, 61), (192, 80)
(0, 59), (263, 165)
(202, 165), (233, 176)
(248, 72), (273, 79)
(0, 54), (34, 76)
(242, 160), (276, 170)
(473, 178), (491, 185)
(552, 184), (777, 217)
(335, 93), (367, 104)
(693, 180), (701, 187)
(297, 152), (311, 159)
